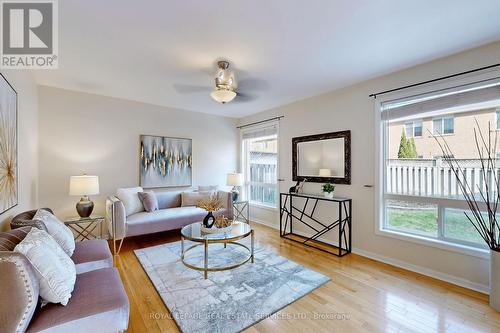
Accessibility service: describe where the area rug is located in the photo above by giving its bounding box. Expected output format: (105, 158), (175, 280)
(134, 240), (330, 333)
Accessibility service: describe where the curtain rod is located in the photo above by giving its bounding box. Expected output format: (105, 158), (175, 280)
(369, 63), (500, 99)
(237, 116), (284, 129)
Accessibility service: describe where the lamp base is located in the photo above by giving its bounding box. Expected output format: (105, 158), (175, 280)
(76, 196), (94, 218)
(231, 187), (239, 202)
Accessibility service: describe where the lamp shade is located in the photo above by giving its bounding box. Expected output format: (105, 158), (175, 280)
(226, 173), (243, 186)
(319, 168), (332, 177)
(69, 175), (99, 196)
(211, 88), (236, 104)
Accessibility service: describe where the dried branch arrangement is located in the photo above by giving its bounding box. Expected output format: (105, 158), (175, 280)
(197, 195), (223, 213)
(215, 215), (232, 228)
(433, 120), (500, 251)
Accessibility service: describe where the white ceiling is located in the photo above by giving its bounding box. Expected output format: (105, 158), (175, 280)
(34, 0), (500, 118)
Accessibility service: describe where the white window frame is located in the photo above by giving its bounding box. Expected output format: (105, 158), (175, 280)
(374, 75), (498, 259)
(240, 122), (280, 210)
(432, 116), (454, 135)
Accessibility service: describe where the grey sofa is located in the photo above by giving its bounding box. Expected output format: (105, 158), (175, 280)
(106, 190), (233, 254)
(1, 210), (129, 333)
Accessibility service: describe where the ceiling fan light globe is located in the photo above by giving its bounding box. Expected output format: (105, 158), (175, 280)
(211, 89), (236, 104)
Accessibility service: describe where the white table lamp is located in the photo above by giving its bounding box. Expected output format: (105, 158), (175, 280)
(69, 175), (99, 218)
(227, 172), (244, 202)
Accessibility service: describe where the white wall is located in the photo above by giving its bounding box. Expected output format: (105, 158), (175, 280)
(240, 41), (500, 292)
(38, 86), (238, 218)
(0, 71), (39, 231)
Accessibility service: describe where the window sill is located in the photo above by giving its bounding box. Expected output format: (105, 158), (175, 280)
(427, 133), (454, 138)
(375, 228), (490, 259)
(249, 202), (278, 212)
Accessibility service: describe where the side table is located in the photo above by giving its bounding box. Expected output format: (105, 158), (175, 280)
(233, 200), (249, 224)
(64, 215), (106, 241)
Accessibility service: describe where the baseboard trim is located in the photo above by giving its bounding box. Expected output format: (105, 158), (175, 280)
(250, 218), (279, 230)
(352, 247), (489, 294)
(250, 218), (489, 294)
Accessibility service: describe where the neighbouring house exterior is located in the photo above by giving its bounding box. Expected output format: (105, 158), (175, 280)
(388, 107), (500, 159)
(248, 136), (278, 206)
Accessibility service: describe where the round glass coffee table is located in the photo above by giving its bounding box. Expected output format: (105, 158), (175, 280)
(180, 221), (254, 279)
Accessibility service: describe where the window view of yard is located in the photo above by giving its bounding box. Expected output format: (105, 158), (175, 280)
(383, 86), (500, 249)
(386, 200), (486, 247)
(386, 200), (437, 237)
(444, 209), (486, 246)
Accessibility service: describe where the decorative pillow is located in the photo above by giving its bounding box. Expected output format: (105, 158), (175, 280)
(138, 191), (158, 212)
(14, 228), (76, 306)
(33, 209), (75, 257)
(181, 191), (215, 207)
(116, 187), (145, 216)
(0, 226), (32, 251)
(198, 185), (219, 192)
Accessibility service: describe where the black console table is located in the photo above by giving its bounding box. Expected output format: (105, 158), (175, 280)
(279, 192), (352, 257)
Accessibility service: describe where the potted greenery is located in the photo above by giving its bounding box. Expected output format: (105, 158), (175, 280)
(322, 183), (335, 199)
(434, 121), (500, 311)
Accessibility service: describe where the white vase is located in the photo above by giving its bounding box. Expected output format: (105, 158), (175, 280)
(324, 192), (334, 199)
(491, 250), (500, 311)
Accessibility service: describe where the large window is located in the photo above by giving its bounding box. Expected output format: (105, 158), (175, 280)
(380, 78), (500, 250)
(241, 123), (278, 208)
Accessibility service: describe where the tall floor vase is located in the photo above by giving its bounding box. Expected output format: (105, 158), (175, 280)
(491, 250), (500, 311)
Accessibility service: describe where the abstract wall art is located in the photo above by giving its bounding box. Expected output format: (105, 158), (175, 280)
(140, 135), (192, 188)
(0, 74), (18, 214)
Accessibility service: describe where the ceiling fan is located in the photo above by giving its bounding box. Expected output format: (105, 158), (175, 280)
(210, 60), (237, 104)
(173, 60), (266, 104)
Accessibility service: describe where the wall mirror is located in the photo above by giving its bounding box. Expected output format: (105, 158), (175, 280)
(292, 130), (351, 184)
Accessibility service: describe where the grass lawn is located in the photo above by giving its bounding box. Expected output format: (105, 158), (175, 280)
(443, 210), (484, 244)
(387, 207), (437, 237)
(386, 204), (485, 245)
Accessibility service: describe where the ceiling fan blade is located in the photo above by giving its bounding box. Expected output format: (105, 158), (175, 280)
(173, 83), (209, 94)
(237, 78), (269, 91)
(234, 92), (257, 103)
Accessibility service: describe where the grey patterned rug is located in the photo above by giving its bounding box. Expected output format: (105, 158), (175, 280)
(134, 240), (330, 333)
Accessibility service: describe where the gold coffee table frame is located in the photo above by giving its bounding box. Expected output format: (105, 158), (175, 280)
(180, 223), (254, 279)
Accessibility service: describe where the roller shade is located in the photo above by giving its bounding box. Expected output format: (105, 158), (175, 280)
(381, 78), (500, 122)
(241, 123), (278, 140)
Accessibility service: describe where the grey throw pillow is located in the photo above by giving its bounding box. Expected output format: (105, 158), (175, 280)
(138, 191), (159, 212)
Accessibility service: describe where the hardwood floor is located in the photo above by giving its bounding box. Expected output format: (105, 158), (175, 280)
(114, 222), (500, 333)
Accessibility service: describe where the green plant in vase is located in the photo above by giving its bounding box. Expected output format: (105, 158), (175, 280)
(322, 183), (335, 199)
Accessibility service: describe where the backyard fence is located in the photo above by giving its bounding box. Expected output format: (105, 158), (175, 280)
(386, 159), (500, 197)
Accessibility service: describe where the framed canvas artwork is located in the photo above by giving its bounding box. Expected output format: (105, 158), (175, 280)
(0, 74), (18, 214)
(140, 135), (192, 188)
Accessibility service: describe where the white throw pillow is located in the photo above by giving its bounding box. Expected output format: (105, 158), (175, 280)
(116, 187), (145, 216)
(33, 209), (75, 257)
(14, 228), (76, 306)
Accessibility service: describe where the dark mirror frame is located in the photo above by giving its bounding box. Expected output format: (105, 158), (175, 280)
(292, 130), (351, 184)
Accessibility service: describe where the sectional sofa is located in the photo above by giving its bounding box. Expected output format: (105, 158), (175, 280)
(0, 209), (129, 333)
